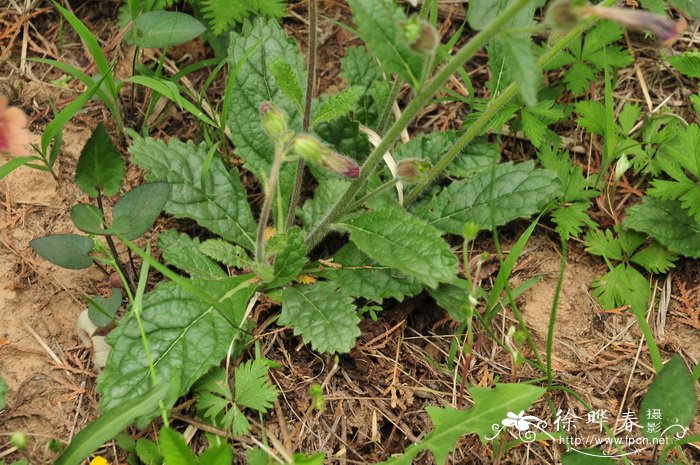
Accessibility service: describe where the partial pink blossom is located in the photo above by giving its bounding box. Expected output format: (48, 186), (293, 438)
(580, 6), (686, 46)
(0, 95), (30, 155)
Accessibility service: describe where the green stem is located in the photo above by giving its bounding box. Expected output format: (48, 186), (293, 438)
(632, 303), (663, 373)
(547, 237), (567, 387)
(304, 0), (536, 248)
(285, 0), (318, 231)
(404, 0), (618, 205)
(348, 177), (401, 211)
(377, 78), (401, 134)
(256, 145), (285, 262)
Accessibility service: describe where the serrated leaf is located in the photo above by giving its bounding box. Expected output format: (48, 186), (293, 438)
(378, 383), (546, 465)
(98, 276), (256, 421)
(30, 234), (94, 269)
(280, 283), (360, 353)
(346, 0), (424, 88)
(158, 231), (227, 279)
(54, 384), (168, 465)
(70, 204), (108, 235)
(87, 288), (122, 328)
(624, 197), (700, 258)
(564, 61), (597, 95)
(227, 18), (305, 204)
(112, 183), (170, 240)
(315, 116), (371, 162)
(246, 448), (270, 465)
(630, 243), (679, 274)
(75, 123), (125, 197)
(337, 207), (458, 289)
(500, 35), (538, 107)
(590, 263), (650, 316)
(669, 0), (700, 19)
(129, 136), (257, 250)
(300, 179), (350, 230)
(312, 86), (364, 127)
(135, 438), (162, 465)
(639, 355), (697, 441)
(159, 427), (197, 465)
(551, 202), (593, 241)
(340, 46), (383, 89)
(584, 228), (623, 261)
(575, 100), (606, 136)
(202, 0), (249, 35)
(234, 359), (279, 411)
(267, 228), (307, 287)
(416, 161), (560, 233)
(319, 243), (422, 303)
(199, 239), (252, 269)
(132, 11), (205, 48)
(270, 58), (303, 112)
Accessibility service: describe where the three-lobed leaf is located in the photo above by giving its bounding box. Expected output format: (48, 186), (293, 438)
(337, 207), (458, 289)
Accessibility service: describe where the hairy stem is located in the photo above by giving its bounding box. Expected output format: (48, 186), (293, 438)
(285, 0), (318, 231)
(256, 146), (285, 262)
(404, 0), (618, 205)
(304, 0), (535, 248)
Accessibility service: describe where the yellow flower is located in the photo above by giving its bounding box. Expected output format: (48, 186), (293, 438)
(0, 95), (30, 155)
(89, 456), (109, 465)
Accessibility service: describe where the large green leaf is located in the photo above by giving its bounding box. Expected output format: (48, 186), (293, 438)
(500, 35), (538, 107)
(129, 136), (257, 250)
(639, 355), (697, 442)
(378, 383), (546, 465)
(227, 17), (305, 202)
(266, 228), (307, 288)
(54, 383), (169, 465)
(345, 0), (424, 88)
(280, 283), (360, 353)
(157, 231), (227, 280)
(415, 161), (560, 233)
(131, 11), (205, 48)
(98, 276), (256, 420)
(112, 183), (170, 240)
(74, 123), (125, 197)
(159, 427), (197, 465)
(667, 51), (700, 79)
(30, 234), (94, 270)
(300, 179), (351, 230)
(319, 243), (422, 303)
(623, 197), (700, 258)
(336, 207), (458, 289)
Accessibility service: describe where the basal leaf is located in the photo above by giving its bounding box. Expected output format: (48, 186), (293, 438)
(319, 243), (422, 303)
(590, 263), (650, 316)
(416, 161), (560, 233)
(336, 207), (458, 289)
(629, 243), (678, 274)
(75, 123), (125, 197)
(54, 384), (169, 465)
(158, 231), (227, 280)
(339, 46), (383, 89)
(129, 136), (257, 250)
(639, 355), (697, 441)
(98, 276), (256, 420)
(500, 35), (538, 107)
(112, 183), (170, 240)
(30, 234), (94, 270)
(132, 11), (205, 48)
(623, 197), (700, 258)
(280, 283), (360, 353)
(234, 359), (279, 412)
(267, 228), (307, 288)
(227, 18), (305, 203)
(346, 0), (424, 88)
(378, 383), (546, 465)
(300, 179), (350, 230)
(199, 239), (252, 269)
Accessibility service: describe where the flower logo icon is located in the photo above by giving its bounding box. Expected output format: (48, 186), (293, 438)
(502, 411), (541, 432)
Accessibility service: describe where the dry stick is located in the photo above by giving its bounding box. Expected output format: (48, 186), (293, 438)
(285, 0), (318, 231)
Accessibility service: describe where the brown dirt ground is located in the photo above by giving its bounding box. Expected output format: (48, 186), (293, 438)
(1, 1), (699, 465)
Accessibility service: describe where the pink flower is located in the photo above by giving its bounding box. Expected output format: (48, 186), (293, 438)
(580, 6), (686, 46)
(0, 96), (30, 155)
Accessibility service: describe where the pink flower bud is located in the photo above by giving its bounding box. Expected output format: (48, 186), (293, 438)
(323, 151), (360, 178)
(291, 134), (325, 164)
(396, 158), (431, 182)
(0, 96), (30, 155)
(259, 101), (289, 144)
(579, 6), (686, 46)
